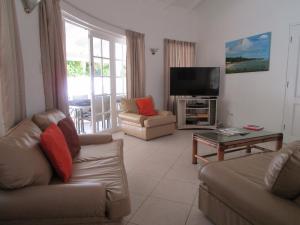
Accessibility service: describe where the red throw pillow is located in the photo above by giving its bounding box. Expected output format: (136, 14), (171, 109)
(40, 123), (72, 182)
(58, 117), (81, 158)
(135, 97), (158, 116)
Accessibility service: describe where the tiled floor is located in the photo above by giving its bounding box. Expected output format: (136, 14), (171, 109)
(112, 130), (213, 225)
(113, 130), (275, 225)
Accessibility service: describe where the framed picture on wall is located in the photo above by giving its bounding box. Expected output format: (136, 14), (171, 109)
(225, 32), (271, 74)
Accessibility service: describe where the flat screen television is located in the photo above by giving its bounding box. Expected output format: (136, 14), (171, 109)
(170, 67), (220, 96)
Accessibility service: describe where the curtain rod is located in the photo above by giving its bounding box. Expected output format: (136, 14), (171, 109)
(61, 0), (127, 32)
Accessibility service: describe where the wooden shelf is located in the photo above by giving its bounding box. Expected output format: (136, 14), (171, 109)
(186, 107), (208, 110)
(186, 113), (209, 119)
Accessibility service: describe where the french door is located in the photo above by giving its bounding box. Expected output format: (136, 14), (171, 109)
(65, 20), (126, 133)
(90, 32), (126, 133)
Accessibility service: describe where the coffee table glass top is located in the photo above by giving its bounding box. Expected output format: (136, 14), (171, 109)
(194, 129), (281, 144)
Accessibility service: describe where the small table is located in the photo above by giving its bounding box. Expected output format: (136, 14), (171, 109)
(192, 129), (283, 164)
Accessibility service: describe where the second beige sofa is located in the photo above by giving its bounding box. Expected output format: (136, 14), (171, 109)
(198, 151), (300, 225)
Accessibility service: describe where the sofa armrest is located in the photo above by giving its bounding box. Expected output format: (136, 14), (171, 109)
(119, 112), (146, 125)
(158, 110), (173, 116)
(79, 133), (113, 146)
(0, 183), (106, 221)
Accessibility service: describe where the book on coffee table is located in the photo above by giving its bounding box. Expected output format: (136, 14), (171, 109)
(243, 124), (264, 131)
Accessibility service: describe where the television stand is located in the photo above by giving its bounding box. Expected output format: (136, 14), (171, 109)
(176, 96), (218, 130)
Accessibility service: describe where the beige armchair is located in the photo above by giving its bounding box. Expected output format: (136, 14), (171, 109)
(119, 97), (176, 140)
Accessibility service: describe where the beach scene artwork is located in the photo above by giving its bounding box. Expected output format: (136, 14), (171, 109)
(226, 32), (271, 74)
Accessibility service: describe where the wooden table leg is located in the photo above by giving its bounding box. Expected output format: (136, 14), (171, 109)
(217, 145), (225, 161)
(192, 139), (198, 164)
(276, 135), (283, 151)
(246, 145), (251, 153)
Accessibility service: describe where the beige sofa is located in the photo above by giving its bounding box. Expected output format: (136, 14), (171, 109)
(0, 110), (130, 225)
(119, 97), (176, 140)
(198, 152), (300, 225)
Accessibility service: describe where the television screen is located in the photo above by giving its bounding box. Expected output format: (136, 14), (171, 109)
(170, 67), (220, 96)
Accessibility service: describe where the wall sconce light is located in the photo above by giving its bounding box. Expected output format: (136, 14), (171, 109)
(22, 0), (41, 14)
(150, 48), (159, 55)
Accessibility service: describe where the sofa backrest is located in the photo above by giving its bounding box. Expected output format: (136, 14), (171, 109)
(32, 109), (66, 131)
(0, 119), (52, 189)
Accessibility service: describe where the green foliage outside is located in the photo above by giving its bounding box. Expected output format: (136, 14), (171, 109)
(67, 61), (89, 77)
(67, 60), (110, 77)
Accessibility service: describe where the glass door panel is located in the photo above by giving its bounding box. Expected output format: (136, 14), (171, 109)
(65, 21), (92, 134)
(91, 36), (113, 132)
(115, 42), (127, 126)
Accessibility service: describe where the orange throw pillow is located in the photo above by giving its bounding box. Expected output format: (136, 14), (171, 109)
(135, 97), (158, 116)
(40, 123), (72, 182)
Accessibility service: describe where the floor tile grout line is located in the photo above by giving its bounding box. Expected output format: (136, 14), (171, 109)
(121, 130), (198, 225)
(184, 201), (195, 225)
(128, 140), (185, 224)
(184, 190), (199, 225)
(128, 143), (194, 224)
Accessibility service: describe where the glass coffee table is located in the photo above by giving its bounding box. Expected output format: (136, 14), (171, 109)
(192, 129), (283, 164)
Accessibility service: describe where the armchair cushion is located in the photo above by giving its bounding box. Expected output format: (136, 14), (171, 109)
(119, 112), (147, 125)
(144, 113), (176, 128)
(78, 133), (113, 146)
(0, 183), (106, 221)
(158, 110), (173, 116)
(120, 98), (138, 113)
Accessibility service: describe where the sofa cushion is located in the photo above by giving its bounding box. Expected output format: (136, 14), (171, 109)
(199, 152), (300, 225)
(41, 124), (73, 182)
(68, 139), (131, 219)
(144, 114), (176, 128)
(135, 97), (157, 116)
(120, 98), (138, 113)
(73, 140), (122, 163)
(0, 120), (52, 189)
(0, 183), (106, 221)
(58, 117), (81, 158)
(265, 141), (300, 199)
(79, 133), (113, 146)
(32, 109), (66, 131)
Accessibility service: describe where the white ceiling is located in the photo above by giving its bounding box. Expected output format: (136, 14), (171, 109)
(139, 0), (206, 10)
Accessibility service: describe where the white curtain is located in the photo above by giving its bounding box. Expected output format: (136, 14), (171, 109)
(0, 0), (26, 135)
(39, 0), (69, 114)
(126, 30), (146, 98)
(164, 39), (196, 112)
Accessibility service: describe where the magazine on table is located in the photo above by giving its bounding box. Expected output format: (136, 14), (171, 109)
(218, 128), (249, 136)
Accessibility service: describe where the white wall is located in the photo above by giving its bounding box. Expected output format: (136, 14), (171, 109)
(62, 0), (201, 109)
(196, 0), (300, 131)
(15, 0), (45, 117)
